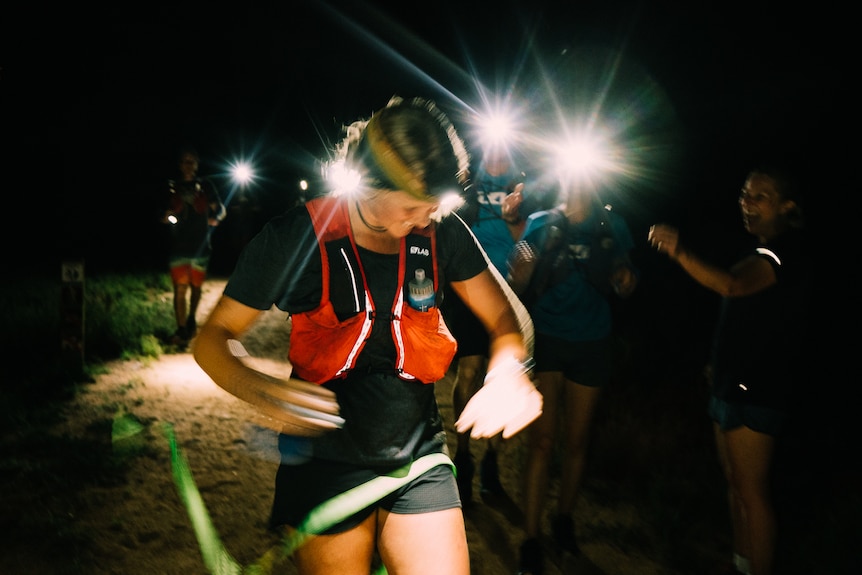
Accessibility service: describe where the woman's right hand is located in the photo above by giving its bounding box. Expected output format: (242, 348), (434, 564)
(648, 224), (681, 260)
(501, 183), (525, 223)
(221, 338), (344, 437)
(195, 298), (344, 437)
(251, 374), (345, 437)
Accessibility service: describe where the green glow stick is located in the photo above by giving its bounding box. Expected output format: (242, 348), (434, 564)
(165, 423), (451, 575)
(165, 424), (242, 575)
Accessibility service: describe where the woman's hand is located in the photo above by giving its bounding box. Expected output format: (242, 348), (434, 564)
(250, 375), (345, 436)
(648, 224), (681, 260)
(455, 355), (542, 439)
(501, 183), (525, 223)
(227, 340), (344, 437)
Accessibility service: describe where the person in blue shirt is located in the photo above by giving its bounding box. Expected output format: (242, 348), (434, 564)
(508, 177), (638, 574)
(440, 142), (546, 505)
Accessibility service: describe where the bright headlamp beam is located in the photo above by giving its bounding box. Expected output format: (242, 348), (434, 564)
(474, 103), (522, 153)
(230, 161), (255, 186)
(325, 159), (362, 196)
(551, 131), (616, 181)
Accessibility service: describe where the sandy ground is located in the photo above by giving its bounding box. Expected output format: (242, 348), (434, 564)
(26, 279), (677, 575)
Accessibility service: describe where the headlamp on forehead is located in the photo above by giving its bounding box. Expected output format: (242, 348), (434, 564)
(365, 114), (430, 200)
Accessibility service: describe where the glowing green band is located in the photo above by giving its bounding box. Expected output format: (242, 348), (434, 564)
(282, 452), (454, 554)
(166, 421), (453, 575)
(165, 424), (243, 575)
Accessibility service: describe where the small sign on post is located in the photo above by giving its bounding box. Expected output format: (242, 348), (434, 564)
(61, 260), (85, 377)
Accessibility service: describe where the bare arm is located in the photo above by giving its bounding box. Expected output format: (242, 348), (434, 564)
(193, 295), (343, 436)
(208, 200), (227, 226)
(649, 224), (777, 297)
(449, 268), (527, 367)
(449, 268), (542, 439)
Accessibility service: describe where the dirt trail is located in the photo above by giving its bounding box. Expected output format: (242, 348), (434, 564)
(22, 278), (673, 575)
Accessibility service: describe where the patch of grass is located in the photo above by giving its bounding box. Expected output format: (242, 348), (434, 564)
(78, 272), (176, 363)
(0, 271), (173, 430)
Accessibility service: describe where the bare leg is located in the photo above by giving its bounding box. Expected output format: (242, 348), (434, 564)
(521, 370), (564, 538)
(556, 381), (602, 515)
(451, 354), (487, 503)
(188, 285), (203, 324)
(289, 512), (376, 575)
(451, 354), (488, 458)
(377, 507), (469, 575)
(714, 425), (749, 566)
(173, 283), (189, 330)
(724, 425), (776, 575)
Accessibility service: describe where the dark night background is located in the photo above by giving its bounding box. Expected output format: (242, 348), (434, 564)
(1, 0), (850, 272)
(2, 0), (857, 479)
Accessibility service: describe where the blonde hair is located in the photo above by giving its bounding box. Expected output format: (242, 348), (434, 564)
(331, 96), (470, 200)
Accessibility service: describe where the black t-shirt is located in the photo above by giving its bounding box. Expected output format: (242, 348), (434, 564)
(710, 228), (812, 410)
(225, 204), (487, 312)
(167, 177), (221, 258)
(224, 203), (487, 467)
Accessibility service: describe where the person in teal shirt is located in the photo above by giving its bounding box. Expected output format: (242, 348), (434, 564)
(508, 179), (638, 575)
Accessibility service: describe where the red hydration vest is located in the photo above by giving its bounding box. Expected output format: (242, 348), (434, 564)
(288, 196), (457, 384)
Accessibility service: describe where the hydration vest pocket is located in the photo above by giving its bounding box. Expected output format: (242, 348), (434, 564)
(397, 305), (457, 383)
(289, 301), (368, 384)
